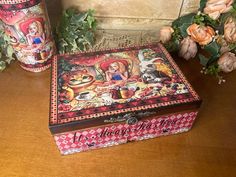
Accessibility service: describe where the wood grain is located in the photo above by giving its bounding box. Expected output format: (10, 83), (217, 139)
(0, 55), (236, 177)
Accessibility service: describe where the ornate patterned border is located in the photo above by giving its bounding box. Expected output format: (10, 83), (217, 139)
(158, 44), (200, 100)
(54, 111), (198, 155)
(50, 56), (58, 125)
(19, 59), (51, 72)
(50, 43), (201, 125)
(0, 0), (41, 10)
(20, 63), (51, 72)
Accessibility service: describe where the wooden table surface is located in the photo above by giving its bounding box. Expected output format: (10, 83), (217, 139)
(0, 56), (236, 177)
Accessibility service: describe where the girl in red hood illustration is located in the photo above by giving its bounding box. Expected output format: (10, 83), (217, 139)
(105, 61), (128, 81)
(26, 21), (45, 45)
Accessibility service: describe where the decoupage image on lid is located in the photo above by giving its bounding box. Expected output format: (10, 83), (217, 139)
(49, 43), (202, 154)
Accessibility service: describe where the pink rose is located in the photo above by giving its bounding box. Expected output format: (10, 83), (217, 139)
(159, 26), (174, 44)
(224, 17), (236, 43)
(204, 0), (233, 20)
(179, 37), (198, 60)
(218, 52), (236, 73)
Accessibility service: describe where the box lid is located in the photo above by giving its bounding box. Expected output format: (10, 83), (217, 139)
(49, 43), (201, 134)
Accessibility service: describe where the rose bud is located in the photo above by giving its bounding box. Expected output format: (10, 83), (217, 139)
(179, 37), (198, 60)
(224, 17), (236, 43)
(159, 26), (174, 44)
(218, 52), (236, 73)
(217, 36), (230, 54)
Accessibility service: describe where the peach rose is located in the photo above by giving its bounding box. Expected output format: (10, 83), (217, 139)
(224, 17), (236, 43)
(187, 24), (215, 45)
(204, 0), (233, 20)
(159, 26), (174, 44)
(218, 52), (236, 73)
(179, 37), (198, 60)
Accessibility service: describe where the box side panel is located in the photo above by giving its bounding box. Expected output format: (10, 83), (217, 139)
(53, 110), (199, 155)
(49, 56), (58, 125)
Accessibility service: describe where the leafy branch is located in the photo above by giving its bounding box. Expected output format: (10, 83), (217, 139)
(0, 25), (16, 72)
(55, 8), (97, 54)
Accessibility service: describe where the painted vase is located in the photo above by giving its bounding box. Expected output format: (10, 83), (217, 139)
(0, 0), (56, 72)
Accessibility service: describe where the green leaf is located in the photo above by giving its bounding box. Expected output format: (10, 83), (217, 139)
(204, 14), (219, 27)
(58, 39), (68, 54)
(179, 23), (191, 37)
(204, 41), (220, 58)
(59, 39), (68, 47)
(164, 39), (180, 53)
(207, 56), (219, 66)
(91, 20), (97, 30)
(77, 42), (85, 51)
(172, 27), (182, 41)
(229, 43), (236, 51)
(71, 12), (87, 24)
(87, 9), (95, 16)
(84, 31), (94, 45)
(0, 61), (6, 72)
(233, 2), (236, 10)
(205, 64), (220, 75)
(65, 8), (77, 18)
(193, 13), (219, 27)
(81, 22), (91, 32)
(198, 54), (209, 66)
(55, 7), (97, 54)
(199, 0), (207, 11)
(220, 13), (230, 24)
(69, 39), (79, 52)
(0, 35), (5, 46)
(5, 57), (15, 64)
(172, 13), (195, 27)
(3, 34), (11, 43)
(87, 15), (95, 28)
(6, 45), (14, 58)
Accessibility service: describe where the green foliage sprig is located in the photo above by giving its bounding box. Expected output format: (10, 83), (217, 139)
(55, 8), (97, 54)
(0, 24), (15, 72)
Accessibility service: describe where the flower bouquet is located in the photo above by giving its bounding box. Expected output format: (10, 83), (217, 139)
(160, 0), (236, 84)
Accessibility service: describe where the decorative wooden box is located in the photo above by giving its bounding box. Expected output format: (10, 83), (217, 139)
(49, 43), (201, 155)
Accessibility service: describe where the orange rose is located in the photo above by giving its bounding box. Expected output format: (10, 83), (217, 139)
(187, 24), (215, 45)
(204, 0), (233, 20)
